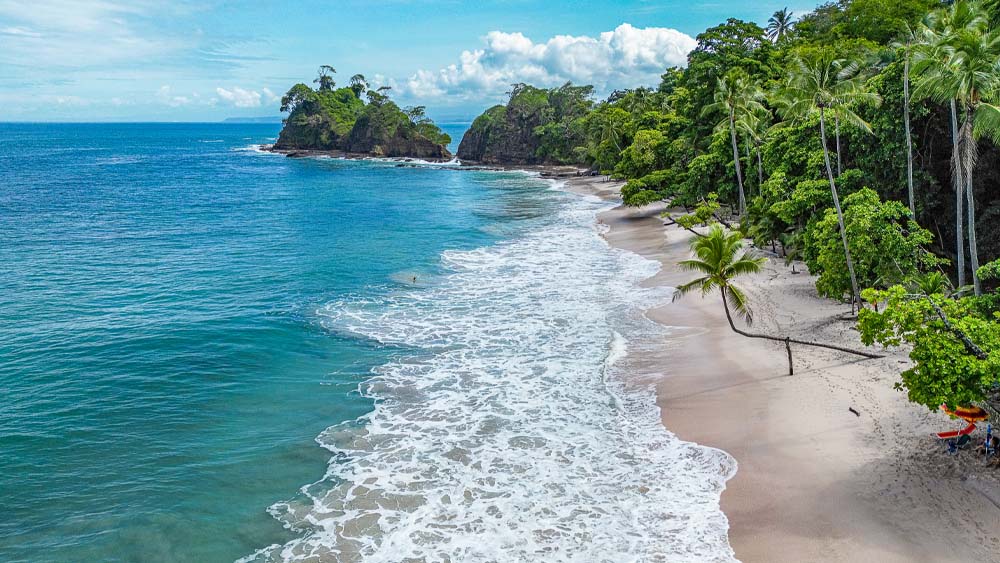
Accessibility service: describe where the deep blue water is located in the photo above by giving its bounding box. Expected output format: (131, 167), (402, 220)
(0, 122), (552, 562)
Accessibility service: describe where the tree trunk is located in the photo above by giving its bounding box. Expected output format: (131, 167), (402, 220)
(745, 141), (753, 198)
(756, 145), (764, 187)
(820, 107), (862, 312)
(961, 108), (982, 296)
(729, 109), (746, 216)
(835, 113), (843, 177)
(904, 56), (915, 217)
(719, 287), (882, 377)
(950, 100), (966, 288)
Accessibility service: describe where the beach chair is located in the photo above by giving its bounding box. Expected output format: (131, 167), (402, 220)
(947, 434), (973, 454)
(935, 423), (976, 440)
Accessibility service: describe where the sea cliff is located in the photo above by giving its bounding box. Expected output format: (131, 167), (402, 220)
(457, 83), (593, 165)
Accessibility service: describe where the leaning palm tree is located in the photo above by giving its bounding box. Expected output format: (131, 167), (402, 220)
(704, 73), (767, 217)
(916, 1), (1000, 296)
(776, 54), (882, 312)
(675, 226), (880, 374)
(767, 8), (795, 43)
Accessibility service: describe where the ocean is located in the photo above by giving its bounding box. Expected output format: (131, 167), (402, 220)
(0, 123), (735, 562)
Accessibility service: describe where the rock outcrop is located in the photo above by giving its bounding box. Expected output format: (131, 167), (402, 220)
(457, 83), (594, 165)
(272, 79), (451, 159)
(457, 105), (544, 164)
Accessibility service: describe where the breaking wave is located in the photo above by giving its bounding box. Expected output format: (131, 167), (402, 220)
(242, 186), (737, 563)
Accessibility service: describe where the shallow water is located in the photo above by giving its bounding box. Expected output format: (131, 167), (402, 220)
(0, 123), (735, 562)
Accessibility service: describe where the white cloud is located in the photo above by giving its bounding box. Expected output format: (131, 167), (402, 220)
(157, 85), (191, 107)
(0, 26), (41, 37)
(262, 87), (279, 104)
(215, 86), (264, 107)
(0, 1), (186, 68)
(404, 23), (696, 103)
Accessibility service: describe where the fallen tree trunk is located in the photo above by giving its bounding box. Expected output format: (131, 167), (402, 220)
(720, 287), (882, 375)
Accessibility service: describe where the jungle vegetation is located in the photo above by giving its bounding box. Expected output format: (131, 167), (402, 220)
(459, 0), (1000, 411)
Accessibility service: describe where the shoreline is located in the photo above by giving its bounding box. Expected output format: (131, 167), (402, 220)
(261, 145), (593, 177)
(562, 175), (1000, 562)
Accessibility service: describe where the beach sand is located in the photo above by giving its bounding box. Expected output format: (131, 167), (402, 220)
(564, 175), (1000, 562)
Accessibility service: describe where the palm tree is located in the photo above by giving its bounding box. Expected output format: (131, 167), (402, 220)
(834, 55), (881, 176)
(916, 1), (1000, 296)
(675, 226), (880, 375)
(704, 73), (767, 217)
(736, 105), (772, 189)
(777, 54), (882, 311)
(911, 270), (954, 297)
(891, 25), (921, 216)
(767, 8), (795, 43)
(913, 3), (982, 289)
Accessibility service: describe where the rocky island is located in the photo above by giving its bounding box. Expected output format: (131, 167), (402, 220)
(457, 83), (594, 166)
(270, 66), (452, 160)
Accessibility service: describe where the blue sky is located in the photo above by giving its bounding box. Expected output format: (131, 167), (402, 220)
(0, 1), (815, 122)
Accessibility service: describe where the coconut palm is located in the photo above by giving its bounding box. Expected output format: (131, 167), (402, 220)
(913, 2), (983, 288)
(833, 55), (882, 176)
(891, 25), (922, 216)
(767, 8), (795, 43)
(704, 73), (767, 217)
(916, 1), (1000, 296)
(675, 226), (880, 374)
(736, 104), (772, 189)
(911, 270), (954, 297)
(676, 225), (766, 327)
(777, 54), (882, 311)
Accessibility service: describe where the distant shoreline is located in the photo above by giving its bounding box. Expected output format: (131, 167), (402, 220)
(261, 143), (598, 177)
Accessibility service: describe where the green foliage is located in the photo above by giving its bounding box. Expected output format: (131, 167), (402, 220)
(674, 193), (722, 229)
(858, 286), (1000, 409)
(910, 271), (952, 296)
(459, 83), (594, 164)
(615, 129), (666, 178)
(806, 188), (942, 300)
(978, 258), (1000, 281)
(275, 69), (450, 155)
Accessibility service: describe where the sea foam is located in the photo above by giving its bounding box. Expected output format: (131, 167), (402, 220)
(243, 186), (737, 562)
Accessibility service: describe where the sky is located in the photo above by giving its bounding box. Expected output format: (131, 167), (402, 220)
(0, 0), (817, 122)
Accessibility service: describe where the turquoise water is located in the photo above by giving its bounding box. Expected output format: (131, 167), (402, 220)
(0, 123), (558, 562)
(1, 123), (737, 563)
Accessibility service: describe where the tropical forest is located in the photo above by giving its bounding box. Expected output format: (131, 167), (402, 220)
(459, 0), (1000, 413)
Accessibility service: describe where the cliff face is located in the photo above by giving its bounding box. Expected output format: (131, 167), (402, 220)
(457, 105), (544, 164)
(457, 83), (594, 165)
(273, 83), (452, 159)
(344, 110), (451, 159)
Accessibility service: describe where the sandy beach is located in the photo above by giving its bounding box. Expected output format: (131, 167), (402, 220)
(564, 175), (1000, 562)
